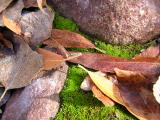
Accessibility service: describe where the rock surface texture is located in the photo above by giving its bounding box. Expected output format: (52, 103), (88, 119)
(2, 63), (68, 120)
(50, 0), (160, 44)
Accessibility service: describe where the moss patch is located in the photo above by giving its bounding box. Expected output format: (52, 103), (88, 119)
(53, 13), (79, 32)
(56, 66), (137, 120)
(53, 13), (151, 120)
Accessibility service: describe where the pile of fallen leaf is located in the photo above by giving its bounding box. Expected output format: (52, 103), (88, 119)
(0, 0), (159, 120)
(43, 29), (160, 120)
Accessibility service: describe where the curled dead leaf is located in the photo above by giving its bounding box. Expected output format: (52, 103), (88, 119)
(81, 76), (115, 106)
(114, 68), (160, 120)
(79, 65), (160, 120)
(78, 65), (121, 104)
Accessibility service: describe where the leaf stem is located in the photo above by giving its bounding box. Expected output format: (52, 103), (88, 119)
(65, 53), (82, 61)
(95, 47), (106, 54)
(78, 64), (89, 73)
(0, 89), (7, 102)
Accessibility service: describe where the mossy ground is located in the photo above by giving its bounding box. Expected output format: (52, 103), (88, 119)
(53, 13), (151, 120)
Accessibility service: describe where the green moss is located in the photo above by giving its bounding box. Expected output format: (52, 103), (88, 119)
(56, 66), (137, 120)
(53, 13), (79, 32)
(53, 13), (150, 120)
(94, 41), (144, 59)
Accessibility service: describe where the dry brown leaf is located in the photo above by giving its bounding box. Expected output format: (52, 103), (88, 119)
(82, 76), (115, 106)
(75, 47), (160, 120)
(2, 0), (23, 34)
(78, 65), (122, 104)
(69, 52), (160, 80)
(79, 65), (160, 120)
(3, 15), (21, 34)
(37, 48), (65, 70)
(114, 68), (160, 120)
(0, 33), (43, 100)
(44, 29), (96, 49)
(37, 48), (81, 70)
(92, 84), (115, 106)
(114, 68), (146, 84)
(134, 44), (160, 58)
(52, 39), (69, 58)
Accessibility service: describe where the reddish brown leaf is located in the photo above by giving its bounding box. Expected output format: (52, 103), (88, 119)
(68, 52), (160, 80)
(51, 39), (69, 58)
(134, 44), (160, 58)
(114, 68), (145, 84)
(37, 48), (81, 70)
(114, 68), (160, 120)
(81, 66), (160, 120)
(75, 45), (160, 120)
(37, 48), (64, 70)
(43, 29), (96, 48)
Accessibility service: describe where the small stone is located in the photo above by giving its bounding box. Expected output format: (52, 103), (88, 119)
(80, 77), (91, 91)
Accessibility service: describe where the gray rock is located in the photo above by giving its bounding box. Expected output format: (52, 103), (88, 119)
(49, 0), (160, 44)
(2, 63), (68, 120)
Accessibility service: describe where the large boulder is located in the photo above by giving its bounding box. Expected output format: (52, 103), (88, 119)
(49, 0), (160, 44)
